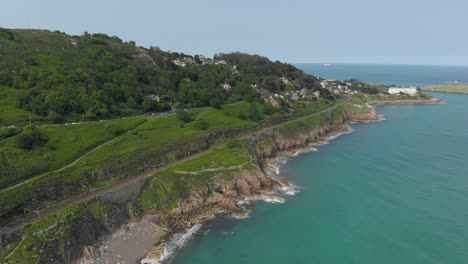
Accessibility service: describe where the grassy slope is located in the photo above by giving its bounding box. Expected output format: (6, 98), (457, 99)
(0, 86), (42, 125)
(0, 117), (146, 189)
(423, 85), (468, 94)
(0, 104), (256, 218)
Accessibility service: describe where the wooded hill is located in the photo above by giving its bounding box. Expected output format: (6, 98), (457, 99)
(0, 28), (336, 125)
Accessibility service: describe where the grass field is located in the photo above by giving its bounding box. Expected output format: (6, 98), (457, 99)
(0, 117), (146, 189)
(423, 85), (468, 94)
(0, 103), (258, 218)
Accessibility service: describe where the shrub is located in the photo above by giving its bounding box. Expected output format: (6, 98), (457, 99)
(237, 111), (247, 120)
(176, 109), (193, 123)
(262, 103), (276, 115)
(105, 123), (124, 136)
(194, 119), (209, 130)
(15, 126), (48, 150)
(248, 103), (263, 121)
(0, 127), (21, 140)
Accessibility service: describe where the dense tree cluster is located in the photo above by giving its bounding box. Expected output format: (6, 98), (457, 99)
(0, 28), (333, 123)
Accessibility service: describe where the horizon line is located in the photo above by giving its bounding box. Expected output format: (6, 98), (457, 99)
(289, 62), (468, 68)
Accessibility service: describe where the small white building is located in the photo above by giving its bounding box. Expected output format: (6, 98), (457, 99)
(145, 94), (160, 101)
(388, 87), (418, 95)
(280, 77), (290, 84)
(172, 59), (186, 67)
(221, 83), (231, 91)
(214, 60), (227, 65)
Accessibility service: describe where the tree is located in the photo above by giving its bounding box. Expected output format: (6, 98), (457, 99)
(143, 99), (157, 112)
(262, 103), (276, 115)
(126, 96), (137, 109)
(194, 119), (209, 130)
(209, 98), (222, 109)
(248, 103), (263, 121)
(47, 111), (64, 124)
(176, 109), (193, 123)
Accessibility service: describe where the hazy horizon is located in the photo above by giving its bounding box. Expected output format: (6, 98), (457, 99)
(2, 0), (467, 66)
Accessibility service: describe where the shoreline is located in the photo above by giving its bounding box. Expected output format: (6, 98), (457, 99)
(368, 97), (446, 105)
(422, 89), (468, 95)
(88, 97), (442, 264)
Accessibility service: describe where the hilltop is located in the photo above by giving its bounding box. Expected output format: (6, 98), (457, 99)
(0, 28), (394, 127)
(0, 28), (328, 125)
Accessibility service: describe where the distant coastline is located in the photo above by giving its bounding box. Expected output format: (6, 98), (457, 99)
(422, 85), (468, 94)
(296, 64), (468, 87)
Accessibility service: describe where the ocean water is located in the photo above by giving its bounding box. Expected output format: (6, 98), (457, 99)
(171, 66), (468, 264)
(296, 64), (468, 87)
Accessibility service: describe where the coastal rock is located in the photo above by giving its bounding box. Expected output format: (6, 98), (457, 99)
(146, 246), (164, 260)
(76, 246), (95, 264)
(235, 179), (252, 196)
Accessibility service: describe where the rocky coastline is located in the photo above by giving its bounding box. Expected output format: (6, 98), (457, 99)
(136, 103), (387, 264)
(78, 97), (441, 264)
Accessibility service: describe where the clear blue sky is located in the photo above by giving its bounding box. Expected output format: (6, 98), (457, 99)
(1, 0), (467, 66)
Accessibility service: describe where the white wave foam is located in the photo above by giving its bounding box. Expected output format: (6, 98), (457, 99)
(264, 197), (285, 204)
(141, 224), (202, 264)
(280, 186), (299, 196)
(237, 200), (250, 206)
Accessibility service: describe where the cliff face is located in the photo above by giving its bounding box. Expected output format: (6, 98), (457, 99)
(160, 168), (283, 229)
(1, 201), (132, 264)
(254, 103), (382, 161)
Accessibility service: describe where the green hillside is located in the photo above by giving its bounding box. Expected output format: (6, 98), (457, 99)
(0, 28), (334, 126)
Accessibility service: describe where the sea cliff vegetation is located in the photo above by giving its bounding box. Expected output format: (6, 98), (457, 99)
(0, 27), (436, 263)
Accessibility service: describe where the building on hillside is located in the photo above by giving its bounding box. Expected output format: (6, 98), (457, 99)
(172, 59), (186, 67)
(145, 94), (160, 101)
(221, 83), (231, 91)
(280, 77), (290, 84)
(388, 87), (418, 95)
(214, 60), (227, 65)
(184, 57), (196, 64)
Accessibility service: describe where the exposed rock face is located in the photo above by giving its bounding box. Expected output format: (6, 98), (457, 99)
(162, 169), (283, 230)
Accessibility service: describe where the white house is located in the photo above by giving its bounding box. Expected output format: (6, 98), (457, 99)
(214, 60), (227, 65)
(172, 59), (186, 67)
(388, 87), (418, 95)
(221, 83), (231, 91)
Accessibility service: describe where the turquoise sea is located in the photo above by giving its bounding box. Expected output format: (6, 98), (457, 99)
(296, 64), (468, 87)
(172, 66), (468, 264)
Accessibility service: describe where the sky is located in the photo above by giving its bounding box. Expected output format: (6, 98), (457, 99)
(1, 0), (467, 66)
